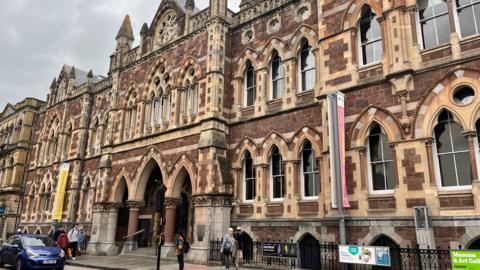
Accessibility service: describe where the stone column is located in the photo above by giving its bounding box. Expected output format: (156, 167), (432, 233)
(87, 203), (121, 256)
(464, 131), (478, 182)
(159, 197), (182, 258)
(425, 139), (436, 185)
(122, 201), (145, 253)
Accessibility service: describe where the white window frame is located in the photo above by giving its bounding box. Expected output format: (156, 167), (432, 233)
(244, 63), (256, 107)
(416, 0), (451, 50)
(298, 42), (316, 92)
(269, 148), (285, 201)
(300, 142), (320, 200)
(243, 153), (256, 203)
(453, 0), (480, 39)
(366, 128), (395, 195)
(270, 54), (284, 100)
(432, 113), (472, 191)
(357, 8), (383, 66)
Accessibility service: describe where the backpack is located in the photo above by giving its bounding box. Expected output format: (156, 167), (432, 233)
(223, 236), (233, 253)
(57, 233), (69, 249)
(184, 241), (190, 253)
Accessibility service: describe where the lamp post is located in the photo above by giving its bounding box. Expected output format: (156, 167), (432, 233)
(155, 182), (166, 270)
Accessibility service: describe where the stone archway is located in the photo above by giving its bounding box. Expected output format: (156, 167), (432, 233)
(164, 167), (193, 247)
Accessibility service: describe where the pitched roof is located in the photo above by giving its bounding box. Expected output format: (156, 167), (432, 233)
(61, 65), (104, 87)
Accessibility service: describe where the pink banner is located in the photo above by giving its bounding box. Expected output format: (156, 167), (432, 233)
(337, 93), (350, 208)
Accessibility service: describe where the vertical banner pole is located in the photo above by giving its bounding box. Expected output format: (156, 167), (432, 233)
(328, 93), (347, 245)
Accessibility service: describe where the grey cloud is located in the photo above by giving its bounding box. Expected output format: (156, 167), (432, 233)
(0, 0), (240, 109)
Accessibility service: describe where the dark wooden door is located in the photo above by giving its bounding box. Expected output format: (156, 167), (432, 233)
(300, 234), (320, 270)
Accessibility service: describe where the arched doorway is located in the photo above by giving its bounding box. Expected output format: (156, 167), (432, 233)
(137, 161), (164, 248)
(371, 235), (401, 270)
(468, 238), (480, 249)
(242, 232), (253, 264)
(299, 233), (320, 270)
(115, 178), (129, 247)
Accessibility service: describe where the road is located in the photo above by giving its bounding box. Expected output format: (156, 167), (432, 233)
(0, 266), (97, 270)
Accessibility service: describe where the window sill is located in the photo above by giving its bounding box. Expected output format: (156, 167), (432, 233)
(367, 191), (395, 198)
(419, 43), (451, 54)
(436, 186), (472, 194)
(358, 61), (382, 71)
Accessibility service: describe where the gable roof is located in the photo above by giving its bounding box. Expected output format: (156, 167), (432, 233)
(0, 103), (16, 120)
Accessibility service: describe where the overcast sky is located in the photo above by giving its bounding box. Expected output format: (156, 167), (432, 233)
(0, 0), (240, 110)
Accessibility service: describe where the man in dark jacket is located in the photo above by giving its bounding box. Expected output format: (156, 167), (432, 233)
(234, 227), (245, 268)
(53, 226), (65, 242)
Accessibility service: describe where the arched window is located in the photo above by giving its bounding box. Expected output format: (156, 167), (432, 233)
(434, 110), (471, 188)
(243, 152), (256, 202)
(270, 146), (285, 200)
(39, 185), (46, 212)
(82, 179), (91, 211)
(301, 141), (320, 198)
(148, 92), (157, 128)
(245, 61), (256, 107)
(367, 123), (395, 193)
(299, 40), (316, 92)
(44, 184), (51, 212)
(418, 0), (451, 49)
(160, 93), (171, 123)
(455, 0), (480, 38)
(270, 51), (284, 100)
(64, 125), (72, 157)
(358, 6), (383, 65)
(185, 83), (199, 116)
(129, 107), (137, 132)
(90, 119), (99, 154)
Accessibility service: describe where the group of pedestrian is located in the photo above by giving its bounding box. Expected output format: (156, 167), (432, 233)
(221, 227), (246, 270)
(53, 224), (86, 260)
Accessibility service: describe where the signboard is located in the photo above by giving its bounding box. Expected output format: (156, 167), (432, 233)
(339, 245), (390, 266)
(52, 163), (70, 220)
(451, 250), (480, 270)
(328, 93), (350, 208)
(262, 243), (297, 258)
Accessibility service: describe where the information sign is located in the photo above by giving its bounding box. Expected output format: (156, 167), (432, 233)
(339, 245), (390, 266)
(262, 243), (297, 258)
(451, 250), (480, 270)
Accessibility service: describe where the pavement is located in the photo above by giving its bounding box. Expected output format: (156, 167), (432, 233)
(66, 255), (228, 270)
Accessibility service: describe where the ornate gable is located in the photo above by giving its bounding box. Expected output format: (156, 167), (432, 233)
(149, 0), (187, 50)
(0, 104), (17, 119)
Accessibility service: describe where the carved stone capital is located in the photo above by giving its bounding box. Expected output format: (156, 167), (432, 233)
(190, 194), (234, 207)
(164, 197), (183, 209)
(126, 200), (145, 209)
(93, 202), (122, 211)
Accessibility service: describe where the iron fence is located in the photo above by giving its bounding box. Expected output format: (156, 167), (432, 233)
(208, 240), (453, 270)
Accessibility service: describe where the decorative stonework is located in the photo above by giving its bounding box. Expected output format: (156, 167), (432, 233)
(156, 12), (178, 46)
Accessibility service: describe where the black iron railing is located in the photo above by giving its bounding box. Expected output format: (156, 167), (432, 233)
(208, 240), (453, 270)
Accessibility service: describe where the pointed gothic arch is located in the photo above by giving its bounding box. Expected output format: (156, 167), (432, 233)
(290, 126), (322, 159)
(168, 155), (197, 197)
(260, 132), (289, 164)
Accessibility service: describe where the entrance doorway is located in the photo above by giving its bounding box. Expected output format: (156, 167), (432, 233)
(469, 238), (480, 249)
(372, 235), (401, 270)
(243, 233), (253, 264)
(175, 173), (192, 241)
(139, 163), (163, 248)
(299, 234), (320, 270)
(115, 179), (129, 246)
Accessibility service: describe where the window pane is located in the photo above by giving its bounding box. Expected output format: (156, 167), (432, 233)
(371, 19), (381, 39)
(360, 20), (372, 43)
(385, 162), (396, 189)
(420, 5), (434, 20)
(246, 179), (255, 200)
(435, 122), (453, 153)
(458, 6), (477, 37)
(362, 43), (375, 65)
(476, 120), (480, 145)
(372, 163), (386, 190)
(455, 152), (472, 185)
(438, 154), (457, 186)
(247, 88), (255, 106)
(450, 122), (469, 151)
(433, 0), (449, 13)
(273, 176), (284, 198)
(301, 49), (309, 70)
(306, 50), (315, 69)
(303, 148), (313, 172)
(313, 173), (320, 196)
(381, 134), (393, 160)
(304, 173), (313, 197)
(475, 4), (480, 32)
(306, 69), (315, 90)
(373, 40), (383, 62)
(369, 134), (382, 161)
(436, 14), (452, 45)
(247, 69), (255, 88)
(245, 156), (253, 178)
(421, 19), (438, 48)
(272, 58), (280, 79)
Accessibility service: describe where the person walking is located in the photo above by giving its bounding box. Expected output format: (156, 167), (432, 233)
(220, 228), (237, 270)
(234, 227), (245, 268)
(78, 228), (86, 254)
(57, 230), (69, 257)
(53, 226), (65, 242)
(67, 224), (80, 260)
(176, 232), (186, 270)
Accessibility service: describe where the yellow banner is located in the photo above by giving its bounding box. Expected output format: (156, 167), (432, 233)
(52, 163), (70, 220)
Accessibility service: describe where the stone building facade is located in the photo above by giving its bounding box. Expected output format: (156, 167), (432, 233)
(8, 0), (480, 262)
(0, 98), (44, 241)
